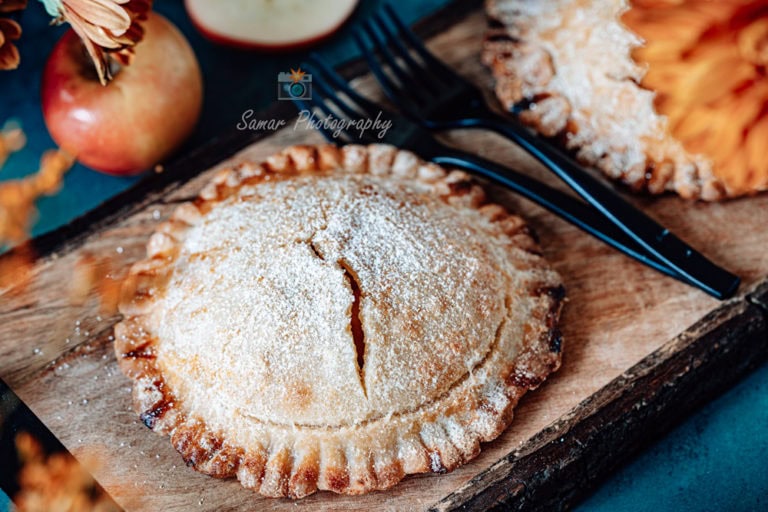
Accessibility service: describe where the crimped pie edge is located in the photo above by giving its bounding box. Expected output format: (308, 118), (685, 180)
(113, 143), (565, 498)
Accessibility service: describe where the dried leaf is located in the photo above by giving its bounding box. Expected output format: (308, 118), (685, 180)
(0, 148), (74, 247)
(63, 0), (131, 35)
(0, 0), (27, 14)
(0, 120), (25, 167)
(14, 432), (120, 512)
(0, 17), (21, 70)
(47, 0), (153, 85)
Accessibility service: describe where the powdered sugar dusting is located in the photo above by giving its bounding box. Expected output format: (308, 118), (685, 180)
(115, 145), (565, 496)
(151, 174), (522, 429)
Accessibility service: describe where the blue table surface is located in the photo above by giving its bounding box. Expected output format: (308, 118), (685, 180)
(1, 2), (767, 511)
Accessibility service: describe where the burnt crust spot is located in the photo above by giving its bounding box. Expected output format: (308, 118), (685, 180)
(541, 284), (566, 353)
(522, 224), (540, 244)
(549, 329), (563, 353)
(538, 284), (566, 302)
(140, 398), (173, 429)
(486, 15), (506, 30)
(122, 341), (155, 360)
(447, 179), (474, 195)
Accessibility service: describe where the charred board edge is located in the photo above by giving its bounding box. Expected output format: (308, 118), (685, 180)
(431, 280), (768, 512)
(1, 0), (482, 264)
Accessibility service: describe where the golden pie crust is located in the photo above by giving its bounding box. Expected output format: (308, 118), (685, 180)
(114, 144), (564, 498)
(482, 0), (768, 200)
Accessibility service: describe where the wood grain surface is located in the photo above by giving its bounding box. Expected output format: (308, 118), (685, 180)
(1, 2), (767, 511)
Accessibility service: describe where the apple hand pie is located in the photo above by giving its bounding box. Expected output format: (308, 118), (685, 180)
(115, 144), (564, 498)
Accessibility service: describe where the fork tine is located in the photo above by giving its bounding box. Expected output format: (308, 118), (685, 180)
(293, 98), (342, 144)
(307, 54), (382, 119)
(303, 68), (381, 145)
(370, 11), (436, 90)
(354, 29), (407, 110)
(382, 3), (458, 82)
(310, 94), (368, 145)
(306, 64), (369, 121)
(363, 17), (428, 102)
(299, 83), (360, 144)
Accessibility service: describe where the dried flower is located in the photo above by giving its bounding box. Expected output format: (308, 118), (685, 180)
(0, 0), (26, 12)
(14, 432), (121, 512)
(0, 0), (25, 70)
(41, 0), (152, 84)
(0, 19), (21, 69)
(0, 0), (27, 13)
(0, 146), (75, 247)
(0, 120), (26, 167)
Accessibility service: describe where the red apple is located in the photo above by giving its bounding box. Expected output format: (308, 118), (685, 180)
(42, 13), (203, 176)
(185, 0), (359, 51)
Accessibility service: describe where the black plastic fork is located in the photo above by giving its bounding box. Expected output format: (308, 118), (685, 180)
(353, 5), (739, 300)
(294, 58), (732, 295)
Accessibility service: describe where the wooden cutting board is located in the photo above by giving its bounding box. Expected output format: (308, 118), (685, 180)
(1, 1), (767, 510)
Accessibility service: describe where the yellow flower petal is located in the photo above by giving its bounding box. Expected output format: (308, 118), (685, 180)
(625, 0), (768, 194)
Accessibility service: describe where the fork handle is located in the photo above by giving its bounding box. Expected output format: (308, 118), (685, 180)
(471, 114), (739, 300)
(431, 148), (736, 297)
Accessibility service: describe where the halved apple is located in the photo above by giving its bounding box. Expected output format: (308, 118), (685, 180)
(185, 0), (359, 51)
